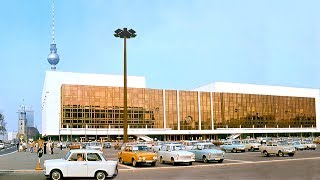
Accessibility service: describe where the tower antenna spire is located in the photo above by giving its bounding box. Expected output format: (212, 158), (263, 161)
(52, 0), (55, 44)
(47, 0), (60, 71)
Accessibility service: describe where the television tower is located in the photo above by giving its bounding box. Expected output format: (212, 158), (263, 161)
(47, 0), (60, 71)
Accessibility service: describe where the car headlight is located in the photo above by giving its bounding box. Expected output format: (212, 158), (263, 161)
(208, 153), (211, 158)
(138, 157), (142, 160)
(153, 156), (157, 160)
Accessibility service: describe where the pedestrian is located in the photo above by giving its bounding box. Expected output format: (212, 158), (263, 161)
(50, 141), (54, 154)
(35, 142), (38, 152)
(30, 141), (34, 153)
(16, 142), (19, 151)
(60, 141), (63, 150)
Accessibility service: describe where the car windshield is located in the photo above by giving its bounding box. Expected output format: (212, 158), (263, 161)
(293, 142), (301, 145)
(89, 142), (101, 146)
(64, 151), (71, 160)
(232, 141), (241, 144)
(249, 140), (257, 143)
(132, 145), (149, 152)
(202, 144), (218, 149)
(172, 145), (186, 150)
(277, 141), (289, 145)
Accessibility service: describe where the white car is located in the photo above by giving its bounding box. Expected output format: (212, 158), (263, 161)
(0, 143), (4, 149)
(43, 149), (118, 180)
(301, 141), (317, 150)
(242, 139), (261, 151)
(158, 144), (195, 165)
(86, 142), (103, 152)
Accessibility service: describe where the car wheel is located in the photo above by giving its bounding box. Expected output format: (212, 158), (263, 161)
(306, 146), (310, 150)
(218, 159), (224, 163)
(263, 151), (269, 157)
(160, 156), (164, 164)
(278, 151), (284, 157)
(189, 162), (192, 165)
(95, 171), (106, 180)
(151, 162), (156, 167)
(132, 159), (138, 167)
(250, 147), (254, 152)
(50, 169), (63, 180)
(232, 148), (237, 153)
(203, 156), (208, 163)
(119, 158), (124, 164)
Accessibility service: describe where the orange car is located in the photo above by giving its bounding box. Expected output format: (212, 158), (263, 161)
(118, 144), (157, 167)
(69, 143), (81, 150)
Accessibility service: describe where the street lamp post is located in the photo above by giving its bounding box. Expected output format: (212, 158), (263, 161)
(114, 28), (137, 143)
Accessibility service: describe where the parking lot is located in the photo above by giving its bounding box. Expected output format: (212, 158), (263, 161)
(103, 146), (320, 170)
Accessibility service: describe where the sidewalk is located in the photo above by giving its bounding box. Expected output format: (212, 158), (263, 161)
(0, 148), (68, 171)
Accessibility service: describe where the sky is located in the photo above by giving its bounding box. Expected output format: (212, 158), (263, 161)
(1, 0), (320, 133)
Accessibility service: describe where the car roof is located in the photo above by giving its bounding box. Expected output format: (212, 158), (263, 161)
(194, 143), (214, 145)
(69, 149), (102, 153)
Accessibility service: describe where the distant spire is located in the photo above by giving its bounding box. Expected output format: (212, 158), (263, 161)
(47, 0), (60, 71)
(52, 0), (55, 44)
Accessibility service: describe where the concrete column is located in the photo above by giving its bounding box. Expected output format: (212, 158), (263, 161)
(177, 90), (180, 130)
(198, 91), (201, 130)
(163, 89), (166, 129)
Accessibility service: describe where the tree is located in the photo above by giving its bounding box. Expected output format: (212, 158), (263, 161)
(0, 113), (7, 136)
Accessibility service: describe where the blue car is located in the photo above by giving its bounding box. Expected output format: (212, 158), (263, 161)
(220, 140), (246, 153)
(188, 143), (225, 163)
(289, 141), (304, 151)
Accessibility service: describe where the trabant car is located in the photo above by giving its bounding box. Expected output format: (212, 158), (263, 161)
(43, 149), (118, 180)
(182, 140), (200, 150)
(86, 142), (103, 152)
(260, 141), (295, 157)
(289, 141), (304, 151)
(69, 143), (82, 150)
(242, 139), (261, 151)
(158, 144), (195, 166)
(188, 143), (224, 163)
(220, 140), (246, 153)
(301, 141), (317, 150)
(118, 144), (157, 167)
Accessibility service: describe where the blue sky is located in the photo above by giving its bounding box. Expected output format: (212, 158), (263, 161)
(1, 0), (320, 133)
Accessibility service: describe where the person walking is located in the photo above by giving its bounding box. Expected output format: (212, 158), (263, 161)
(30, 141), (34, 153)
(50, 141), (54, 154)
(16, 142), (19, 151)
(60, 141), (63, 150)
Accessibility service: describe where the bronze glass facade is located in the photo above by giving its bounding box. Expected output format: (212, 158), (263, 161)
(61, 85), (316, 130)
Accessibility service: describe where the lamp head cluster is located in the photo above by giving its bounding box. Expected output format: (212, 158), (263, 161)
(114, 28), (137, 38)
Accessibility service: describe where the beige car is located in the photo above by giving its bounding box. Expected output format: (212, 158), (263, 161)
(260, 141), (295, 157)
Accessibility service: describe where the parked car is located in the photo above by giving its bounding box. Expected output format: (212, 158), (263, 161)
(0, 143), (4, 149)
(182, 140), (200, 150)
(260, 141), (295, 157)
(242, 139), (261, 151)
(158, 144), (195, 166)
(69, 143), (81, 150)
(301, 141), (317, 150)
(289, 141), (304, 151)
(86, 142), (103, 152)
(188, 143), (224, 163)
(151, 141), (165, 153)
(118, 144), (157, 167)
(103, 142), (111, 149)
(220, 140), (246, 153)
(43, 149), (118, 180)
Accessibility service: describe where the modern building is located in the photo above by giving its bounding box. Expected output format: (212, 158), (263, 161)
(42, 71), (320, 141)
